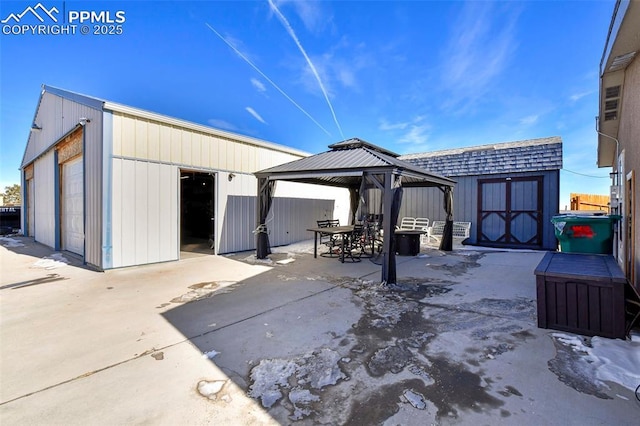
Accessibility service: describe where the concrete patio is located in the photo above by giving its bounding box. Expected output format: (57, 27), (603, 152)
(1, 236), (638, 425)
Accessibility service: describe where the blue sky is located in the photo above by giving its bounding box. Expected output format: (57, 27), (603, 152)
(0, 0), (613, 208)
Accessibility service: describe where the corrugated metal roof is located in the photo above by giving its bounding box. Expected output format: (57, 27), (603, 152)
(38, 85), (310, 158)
(255, 138), (455, 188)
(399, 136), (563, 177)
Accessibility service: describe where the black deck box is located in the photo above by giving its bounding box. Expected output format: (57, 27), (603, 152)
(534, 252), (626, 339)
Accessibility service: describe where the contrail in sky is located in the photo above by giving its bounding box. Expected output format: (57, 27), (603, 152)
(205, 23), (332, 137)
(268, 0), (345, 140)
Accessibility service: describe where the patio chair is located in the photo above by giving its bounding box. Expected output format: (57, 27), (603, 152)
(397, 217), (416, 230)
(426, 220), (446, 244)
(342, 224), (366, 262)
(364, 215), (384, 255)
(318, 219), (342, 258)
(413, 217), (430, 244)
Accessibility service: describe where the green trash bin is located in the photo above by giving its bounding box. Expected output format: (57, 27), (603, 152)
(551, 214), (621, 254)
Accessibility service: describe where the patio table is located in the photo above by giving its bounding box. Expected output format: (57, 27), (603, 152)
(307, 225), (355, 263)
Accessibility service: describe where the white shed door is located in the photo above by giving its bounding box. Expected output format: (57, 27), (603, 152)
(62, 157), (84, 255)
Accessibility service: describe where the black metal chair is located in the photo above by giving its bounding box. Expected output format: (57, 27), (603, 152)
(342, 224), (366, 262)
(318, 219), (341, 258)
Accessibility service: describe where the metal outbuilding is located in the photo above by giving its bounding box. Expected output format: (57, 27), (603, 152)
(400, 137), (563, 250)
(20, 85), (349, 270)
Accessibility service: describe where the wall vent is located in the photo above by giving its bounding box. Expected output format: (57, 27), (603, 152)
(605, 86), (621, 99)
(604, 111), (618, 121)
(604, 99), (619, 111)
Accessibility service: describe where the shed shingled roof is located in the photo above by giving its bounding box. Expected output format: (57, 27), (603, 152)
(399, 136), (563, 177)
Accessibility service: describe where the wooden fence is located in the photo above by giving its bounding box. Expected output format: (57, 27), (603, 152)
(570, 193), (610, 212)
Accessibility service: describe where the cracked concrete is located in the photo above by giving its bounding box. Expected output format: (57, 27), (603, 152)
(1, 236), (639, 425)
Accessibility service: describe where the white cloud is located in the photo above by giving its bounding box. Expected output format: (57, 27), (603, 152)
(208, 118), (238, 131)
(205, 23), (331, 136)
(519, 114), (539, 126)
(380, 116), (431, 146)
(251, 78), (266, 93)
(246, 107), (267, 124)
(569, 90), (593, 102)
(379, 119), (409, 131)
(275, 0), (333, 34)
(398, 124), (431, 145)
(440, 1), (520, 110)
(298, 47), (367, 97)
(269, 0), (343, 138)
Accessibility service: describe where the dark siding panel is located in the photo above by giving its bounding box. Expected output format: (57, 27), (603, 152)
(399, 170), (559, 248)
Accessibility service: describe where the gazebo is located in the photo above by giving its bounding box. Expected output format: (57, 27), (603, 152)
(254, 138), (456, 284)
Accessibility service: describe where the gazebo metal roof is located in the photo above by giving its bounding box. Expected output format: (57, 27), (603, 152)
(254, 138), (455, 188)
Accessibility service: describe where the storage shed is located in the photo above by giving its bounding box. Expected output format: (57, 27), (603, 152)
(20, 85), (349, 270)
(400, 137), (562, 249)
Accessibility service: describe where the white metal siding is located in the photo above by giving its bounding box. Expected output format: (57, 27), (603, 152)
(216, 176), (350, 254)
(33, 151), (55, 248)
(111, 158), (178, 268)
(84, 116), (103, 268)
(23, 92), (103, 266)
(109, 112), (345, 259)
(111, 113), (306, 174)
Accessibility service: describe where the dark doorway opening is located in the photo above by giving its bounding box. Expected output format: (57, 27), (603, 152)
(180, 171), (215, 255)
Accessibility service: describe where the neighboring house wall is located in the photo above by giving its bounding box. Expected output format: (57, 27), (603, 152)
(615, 54), (639, 289)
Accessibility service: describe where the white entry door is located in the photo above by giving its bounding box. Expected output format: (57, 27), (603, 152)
(62, 156), (84, 255)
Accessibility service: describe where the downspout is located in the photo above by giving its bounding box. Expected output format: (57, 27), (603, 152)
(102, 111), (113, 269)
(21, 171), (27, 236)
(595, 117), (621, 257)
(595, 116), (620, 187)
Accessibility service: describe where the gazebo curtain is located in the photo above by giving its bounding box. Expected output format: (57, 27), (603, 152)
(348, 185), (360, 225)
(439, 186), (454, 251)
(383, 185), (403, 284)
(256, 178), (276, 259)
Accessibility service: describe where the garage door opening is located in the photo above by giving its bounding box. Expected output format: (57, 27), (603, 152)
(180, 171), (215, 255)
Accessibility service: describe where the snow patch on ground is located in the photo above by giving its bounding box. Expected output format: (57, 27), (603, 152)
(550, 333), (640, 393)
(0, 236), (24, 247)
(248, 348), (346, 416)
(32, 253), (68, 269)
(203, 349), (220, 359)
(271, 240), (315, 255)
(197, 379), (227, 400)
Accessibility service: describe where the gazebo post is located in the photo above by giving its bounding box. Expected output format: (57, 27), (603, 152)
(381, 171), (395, 285)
